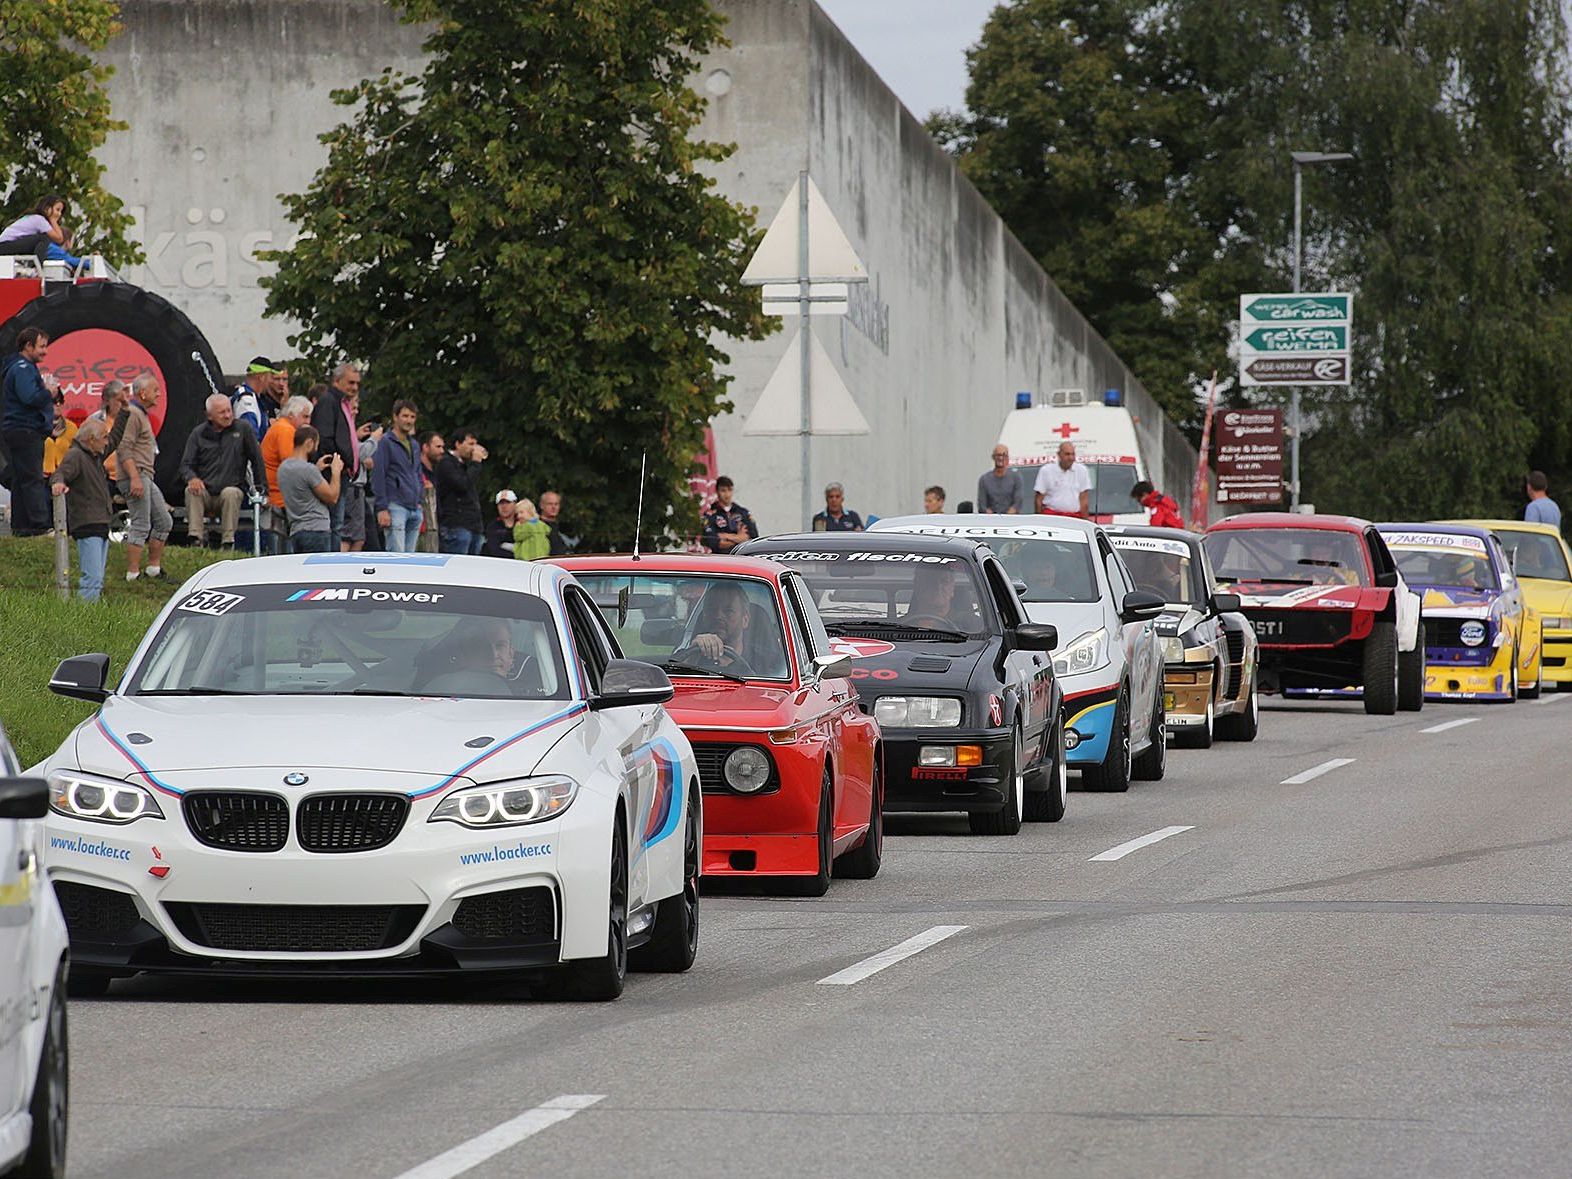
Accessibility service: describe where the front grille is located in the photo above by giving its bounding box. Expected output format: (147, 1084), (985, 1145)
(183, 792), (289, 852)
(1242, 608), (1355, 647)
(451, 886), (556, 942)
(54, 881), (141, 940)
(164, 902), (423, 953)
(1430, 618), (1493, 648)
(297, 794), (409, 853)
(692, 742), (779, 793)
(1224, 628), (1246, 698)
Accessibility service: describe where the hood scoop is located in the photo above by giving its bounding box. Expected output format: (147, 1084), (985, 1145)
(907, 656), (952, 673)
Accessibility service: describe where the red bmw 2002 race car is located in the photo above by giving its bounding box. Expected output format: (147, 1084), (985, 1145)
(556, 555), (882, 896)
(1202, 513), (1424, 715)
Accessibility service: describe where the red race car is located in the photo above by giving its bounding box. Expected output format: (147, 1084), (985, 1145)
(554, 555), (882, 895)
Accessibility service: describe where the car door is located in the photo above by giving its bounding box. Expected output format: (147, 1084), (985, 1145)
(0, 738), (32, 1123)
(1490, 534), (1533, 672)
(563, 588), (660, 910)
(981, 555), (1052, 755)
(1099, 536), (1156, 711)
(782, 572), (873, 841)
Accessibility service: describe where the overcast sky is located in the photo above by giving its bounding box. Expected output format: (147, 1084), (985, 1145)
(814, 0), (999, 120)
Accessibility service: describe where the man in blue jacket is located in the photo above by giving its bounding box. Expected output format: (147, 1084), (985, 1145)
(371, 398), (425, 551)
(1, 328), (53, 536)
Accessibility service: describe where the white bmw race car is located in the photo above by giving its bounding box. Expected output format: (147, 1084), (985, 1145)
(37, 553), (701, 1001)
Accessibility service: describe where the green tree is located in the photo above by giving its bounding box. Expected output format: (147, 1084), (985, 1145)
(0, 0), (139, 266)
(262, 0), (772, 549)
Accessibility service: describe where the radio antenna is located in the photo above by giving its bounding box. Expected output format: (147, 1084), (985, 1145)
(632, 451), (647, 560)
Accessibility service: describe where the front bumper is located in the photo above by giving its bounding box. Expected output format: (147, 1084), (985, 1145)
(45, 801), (613, 974)
(881, 729), (1014, 814)
(1423, 639), (1517, 700)
(1540, 629), (1572, 684)
(1163, 664), (1215, 728)
(1061, 681), (1119, 764)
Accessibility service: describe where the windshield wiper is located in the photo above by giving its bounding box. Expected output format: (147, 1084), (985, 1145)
(136, 686), (255, 696)
(824, 620), (972, 642)
(907, 627), (971, 642)
(330, 688), (409, 696)
(660, 661), (749, 684)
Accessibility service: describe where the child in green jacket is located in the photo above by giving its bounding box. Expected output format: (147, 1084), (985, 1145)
(512, 497), (552, 560)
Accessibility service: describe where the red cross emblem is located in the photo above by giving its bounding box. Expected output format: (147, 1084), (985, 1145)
(1052, 422), (1080, 439)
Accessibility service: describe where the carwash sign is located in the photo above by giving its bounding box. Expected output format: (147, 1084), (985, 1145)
(1239, 292), (1352, 386)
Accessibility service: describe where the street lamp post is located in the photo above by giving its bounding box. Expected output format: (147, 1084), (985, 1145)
(1288, 150), (1353, 511)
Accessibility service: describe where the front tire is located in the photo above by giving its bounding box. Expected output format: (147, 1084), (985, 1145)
(834, 762), (883, 879)
(1398, 622), (1425, 711)
(1362, 622), (1399, 715)
(1131, 686), (1167, 781)
(1024, 718), (1068, 822)
(545, 820), (628, 1001)
(17, 960), (67, 1179)
(1216, 685), (1260, 742)
(969, 726), (1024, 835)
(630, 788), (699, 973)
(1080, 691), (1132, 793)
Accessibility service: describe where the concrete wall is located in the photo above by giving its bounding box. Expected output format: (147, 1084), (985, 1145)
(95, 0), (1199, 523)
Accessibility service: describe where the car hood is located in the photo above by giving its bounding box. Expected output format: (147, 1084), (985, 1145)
(1152, 605), (1206, 636)
(829, 635), (991, 686)
(1519, 578), (1572, 616)
(1415, 585), (1500, 617)
(667, 680), (798, 729)
(71, 695), (586, 781)
(1231, 584), (1377, 610)
(1023, 601), (1106, 644)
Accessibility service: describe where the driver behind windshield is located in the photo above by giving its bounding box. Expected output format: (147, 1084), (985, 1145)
(421, 617), (521, 695)
(683, 583), (754, 669)
(906, 565), (960, 628)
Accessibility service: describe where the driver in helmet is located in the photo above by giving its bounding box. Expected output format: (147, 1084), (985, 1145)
(686, 583), (752, 666)
(906, 565), (960, 628)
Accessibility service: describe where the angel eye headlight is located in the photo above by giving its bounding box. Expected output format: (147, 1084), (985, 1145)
(1053, 629), (1109, 676)
(49, 771), (164, 824)
(430, 776), (577, 828)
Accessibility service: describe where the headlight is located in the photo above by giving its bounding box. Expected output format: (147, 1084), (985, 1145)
(429, 775), (577, 828)
(874, 696), (963, 728)
(1160, 636), (1185, 663)
(723, 746), (773, 793)
(1053, 629), (1109, 676)
(49, 771), (163, 824)
(1542, 615), (1571, 631)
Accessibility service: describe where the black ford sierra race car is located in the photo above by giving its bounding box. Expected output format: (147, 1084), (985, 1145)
(737, 532), (1063, 835)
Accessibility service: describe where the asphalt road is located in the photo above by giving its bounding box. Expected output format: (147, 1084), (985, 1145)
(66, 694), (1572, 1178)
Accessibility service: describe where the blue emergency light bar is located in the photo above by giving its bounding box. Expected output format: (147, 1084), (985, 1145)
(1015, 391), (1032, 409)
(1103, 388), (1122, 407)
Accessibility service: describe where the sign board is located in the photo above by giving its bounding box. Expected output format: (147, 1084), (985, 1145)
(1214, 408), (1284, 504)
(1239, 292), (1352, 386)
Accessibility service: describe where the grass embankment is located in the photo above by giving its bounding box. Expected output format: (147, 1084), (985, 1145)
(0, 537), (235, 766)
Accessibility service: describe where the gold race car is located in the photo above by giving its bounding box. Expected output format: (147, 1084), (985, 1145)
(1446, 519), (1572, 692)
(1106, 526), (1260, 746)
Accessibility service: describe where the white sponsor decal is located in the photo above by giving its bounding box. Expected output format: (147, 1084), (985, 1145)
(1382, 531), (1488, 554)
(1111, 536), (1190, 557)
(895, 524), (1089, 544)
(177, 589), (245, 616)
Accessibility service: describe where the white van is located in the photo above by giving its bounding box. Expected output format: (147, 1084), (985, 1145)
(995, 390), (1148, 525)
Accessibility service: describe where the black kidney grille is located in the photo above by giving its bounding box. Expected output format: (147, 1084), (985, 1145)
(452, 886), (556, 942)
(164, 902), (423, 953)
(54, 881), (141, 939)
(297, 794), (410, 853)
(182, 792), (289, 852)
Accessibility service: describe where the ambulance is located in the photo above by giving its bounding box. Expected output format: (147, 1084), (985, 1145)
(994, 389), (1149, 525)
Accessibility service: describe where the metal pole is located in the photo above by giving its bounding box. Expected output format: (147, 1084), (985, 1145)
(1289, 163), (1303, 511)
(798, 170), (813, 531)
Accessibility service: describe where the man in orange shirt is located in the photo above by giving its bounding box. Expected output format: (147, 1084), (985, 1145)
(262, 395), (313, 552)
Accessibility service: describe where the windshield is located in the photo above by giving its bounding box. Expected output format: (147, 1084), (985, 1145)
(1202, 527), (1369, 592)
(976, 537), (1098, 603)
(1012, 462), (1140, 516)
(1112, 538), (1199, 604)
(572, 573), (790, 681)
(1383, 533), (1499, 591)
(128, 583), (570, 699)
(754, 551), (991, 640)
(1492, 529), (1571, 581)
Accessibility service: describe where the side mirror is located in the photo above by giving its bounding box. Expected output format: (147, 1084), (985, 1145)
(1013, 622), (1058, 652)
(0, 778), (47, 820)
(590, 658), (675, 710)
(1374, 569), (1399, 588)
(1120, 590), (1167, 623)
(812, 653), (852, 680)
(1211, 592), (1241, 614)
(49, 653), (111, 703)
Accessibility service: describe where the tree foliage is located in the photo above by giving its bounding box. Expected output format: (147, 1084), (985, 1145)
(935, 0), (1572, 520)
(262, 0), (772, 548)
(0, 0), (139, 266)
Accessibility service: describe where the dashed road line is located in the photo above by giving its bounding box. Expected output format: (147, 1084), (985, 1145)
(1089, 825), (1195, 862)
(817, 924), (968, 985)
(1539, 691), (1570, 704)
(1420, 717), (1479, 734)
(1280, 758), (1356, 785)
(392, 1094), (605, 1179)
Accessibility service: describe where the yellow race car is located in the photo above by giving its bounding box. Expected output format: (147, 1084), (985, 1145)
(1445, 519), (1572, 692)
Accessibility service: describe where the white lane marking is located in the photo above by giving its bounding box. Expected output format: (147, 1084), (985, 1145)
(817, 924), (968, 985)
(1089, 825), (1194, 862)
(392, 1094), (605, 1179)
(1420, 717), (1479, 734)
(1539, 692), (1570, 704)
(1280, 758), (1356, 785)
